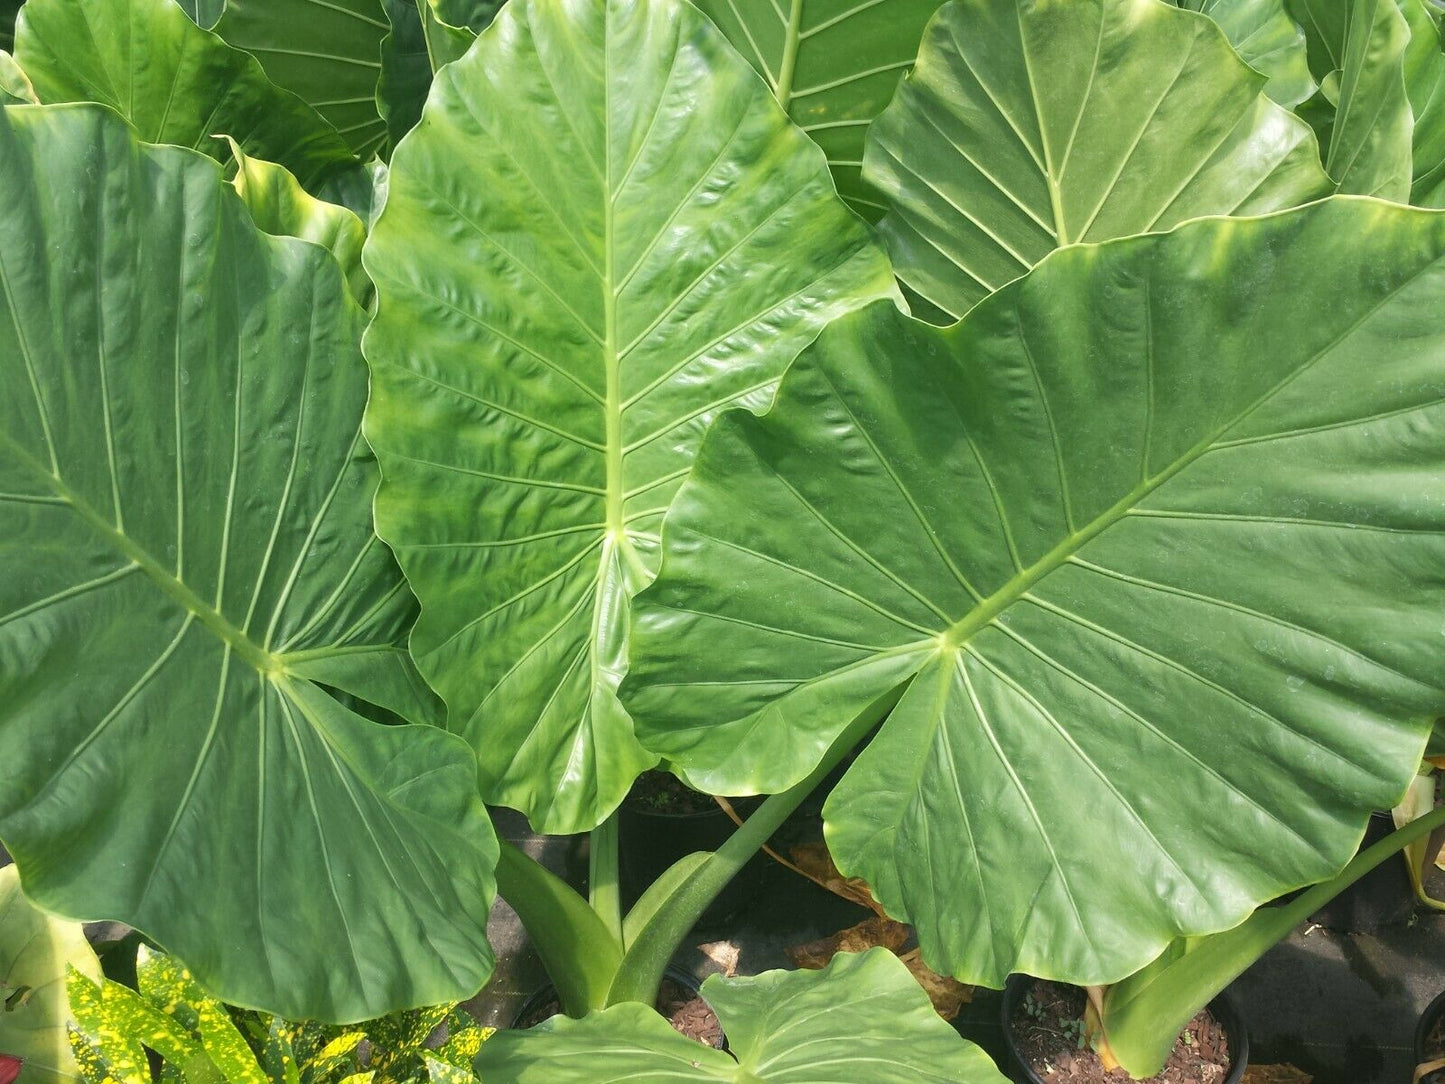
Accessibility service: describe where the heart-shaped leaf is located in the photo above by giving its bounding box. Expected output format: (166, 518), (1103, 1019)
(213, 0), (392, 159)
(625, 198), (1445, 987)
(362, 0), (896, 833)
(0, 103), (495, 1023)
(15, 0), (358, 188)
(865, 0), (1330, 320)
(692, 0), (948, 219)
(474, 949), (1008, 1083)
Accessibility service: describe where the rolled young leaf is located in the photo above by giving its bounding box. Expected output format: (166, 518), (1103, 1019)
(691, 0), (948, 219)
(0, 866), (101, 1084)
(0, 49), (33, 104)
(0, 103), (496, 1023)
(213, 0), (392, 159)
(473, 948), (1009, 1083)
(15, 0), (358, 188)
(362, 0), (897, 833)
(624, 198), (1445, 988)
(865, 0), (1331, 321)
(1172, 0), (1316, 106)
(1288, 0), (1414, 200)
(1400, 0), (1445, 207)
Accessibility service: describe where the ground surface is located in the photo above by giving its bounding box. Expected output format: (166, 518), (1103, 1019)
(3, 820), (1440, 1083)
(476, 809), (1445, 1084)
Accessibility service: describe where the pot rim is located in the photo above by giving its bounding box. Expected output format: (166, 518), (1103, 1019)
(998, 973), (1250, 1084)
(1417, 988), (1445, 1066)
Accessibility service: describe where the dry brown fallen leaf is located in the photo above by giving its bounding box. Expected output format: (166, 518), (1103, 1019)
(786, 916), (910, 970)
(898, 947), (974, 1019)
(786, 841), (887, 916)
(1242, 1065), (1313, 1083)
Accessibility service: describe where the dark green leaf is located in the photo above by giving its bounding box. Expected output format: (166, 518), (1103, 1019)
(474, 949), (1008, 1082)
(693, 0), (947, 219)
(0, 103), (496, 1022)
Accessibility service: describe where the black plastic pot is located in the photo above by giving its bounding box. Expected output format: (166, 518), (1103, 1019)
(1309, 810), (1416, 933)
(999, 974), (1249, 1084)
(618, 797), (766, 927)
(1418, 989), (1445, 1084)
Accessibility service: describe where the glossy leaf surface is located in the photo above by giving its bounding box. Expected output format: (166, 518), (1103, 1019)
(15, 0), (356, 187)
(692, 0), (947, 218)
(214, 0), (391, 159)
(0, 104), (495, 1023)
(625, 199), (1445, 987)
(363, 0), (896, 833)
(864, 0), (1331, 320)
(473, 949), (1008, 1083)
(1174, 0), (1316, 105)
(0, 866), (101, 1084)
(0, 49), (32, 104)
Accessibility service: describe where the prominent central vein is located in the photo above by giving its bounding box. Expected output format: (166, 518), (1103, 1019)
(4, 431), (283, 674)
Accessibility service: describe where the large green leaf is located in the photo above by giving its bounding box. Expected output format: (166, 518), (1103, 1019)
(624, 198), (1445, 988)
(362, 0), (897, 833)
(691, 0), (947, 219)
(213, 0), (391, 159)
(864, 0), (1331, 321)
(473, 949), (1008, 1083)
(1174, 0), (1316, 105)
(1288, 0), (1414, 199)
(0, 103), (496, 1023)
(0, 866), (101, 1084)
(15, 0), (357, 188)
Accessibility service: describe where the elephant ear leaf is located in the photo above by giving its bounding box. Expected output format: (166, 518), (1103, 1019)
(362, 0), (896, 833)
(1172, 0), (1316, 106)
(0, 866), (102, 1084)
(624, 198), (1445, 988)
(15, 0), (357, 188)
(691, 0), (948, 219)
(213, 0), (392, 159)
(865, 0), (1331, 321)
(473, 949), (1008, 1083)
(0, 103), (496, 1023)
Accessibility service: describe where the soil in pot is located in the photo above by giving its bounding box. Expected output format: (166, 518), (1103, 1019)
(1421, 995), (1445, 1084)
(1009, 980), (1233, 1084)
(515, 976), (724, 1049)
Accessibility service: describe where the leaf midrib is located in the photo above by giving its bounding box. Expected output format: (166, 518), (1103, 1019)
(941, 248), (1420, 652)
(3, 432), (283, 674)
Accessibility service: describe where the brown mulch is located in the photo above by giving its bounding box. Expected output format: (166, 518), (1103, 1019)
(517, 976), (723, 1049)
(1010, 980), (1232, 1084)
